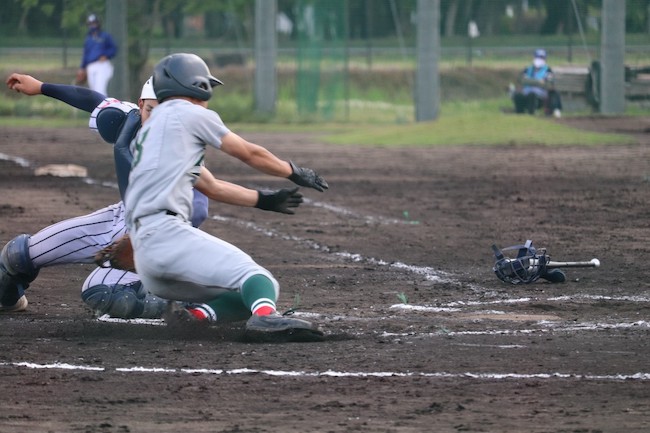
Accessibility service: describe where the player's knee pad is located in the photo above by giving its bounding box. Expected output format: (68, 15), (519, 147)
(0, 234), (38, 303)
(1, 234), (38, 279)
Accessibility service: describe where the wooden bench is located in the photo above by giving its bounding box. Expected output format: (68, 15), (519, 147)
(552, 66), (593, 112)
(552, 63), (650, 112)
(625, 71), (650, 102)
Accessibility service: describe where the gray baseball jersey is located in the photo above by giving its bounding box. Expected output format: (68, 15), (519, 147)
(124, 99), (278, 303)
(126, 99), (229, 224)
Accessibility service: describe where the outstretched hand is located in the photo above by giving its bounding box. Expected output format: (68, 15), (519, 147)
(6, 73), (43, 95)
(288, 161), (329, 192)
(255, 187), (303, 214)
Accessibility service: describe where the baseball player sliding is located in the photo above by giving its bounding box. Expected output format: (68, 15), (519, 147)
(1, 73), (308, 328)
(125, 53), (328, 341)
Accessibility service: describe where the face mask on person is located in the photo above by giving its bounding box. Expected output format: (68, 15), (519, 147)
(533, 58), (546, 68)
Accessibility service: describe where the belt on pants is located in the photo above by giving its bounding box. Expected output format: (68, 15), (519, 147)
(135, 210), (179, 230)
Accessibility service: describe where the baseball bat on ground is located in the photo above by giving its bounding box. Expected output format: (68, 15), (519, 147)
(546, 258), (600, 269)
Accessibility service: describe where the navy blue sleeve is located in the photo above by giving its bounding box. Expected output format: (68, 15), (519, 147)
(113, 110), (140, 201)
(41, 83), (105, 113)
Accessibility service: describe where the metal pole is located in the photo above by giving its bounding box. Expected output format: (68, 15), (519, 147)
(105, 0), (129, 100)
(415, 0), (440, 122)
(600, 0), (625, 114)
(344, 0), (350, 121)
(254, 0), (277, 114)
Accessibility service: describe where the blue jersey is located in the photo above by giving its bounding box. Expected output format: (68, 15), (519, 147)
(81, 29), (117, 68)
(522, 65), (552, 98)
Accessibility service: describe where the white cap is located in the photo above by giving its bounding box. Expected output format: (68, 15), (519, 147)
(140, 76), (156, 100)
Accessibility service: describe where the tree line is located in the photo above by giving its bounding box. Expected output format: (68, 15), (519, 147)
(3, 0), (650, 41)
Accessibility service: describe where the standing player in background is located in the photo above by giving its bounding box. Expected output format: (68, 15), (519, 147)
(126, 53), (328, 341)
(2, 73), (305, 323)
(76, 14), (117, 95)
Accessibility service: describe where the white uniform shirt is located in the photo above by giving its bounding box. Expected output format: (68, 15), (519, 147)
(124, 99), (230, 228)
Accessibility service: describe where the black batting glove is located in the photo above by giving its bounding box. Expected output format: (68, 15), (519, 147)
(255, 187), (303, 214)
(288, 161), (329, 192)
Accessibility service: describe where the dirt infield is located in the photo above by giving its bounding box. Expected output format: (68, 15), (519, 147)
(1, 116), (650, 432)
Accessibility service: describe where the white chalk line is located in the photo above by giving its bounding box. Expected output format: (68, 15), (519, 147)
(1, 361), (648, 382)
(390, 293), (650, 313)
(381, 320), (650, 338)
(0, 152), (31, 168)
(211, 215), (453, 284)
(304, 198), (418, 225)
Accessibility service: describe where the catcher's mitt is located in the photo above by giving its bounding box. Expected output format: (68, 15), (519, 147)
(94, 234), (136, 272)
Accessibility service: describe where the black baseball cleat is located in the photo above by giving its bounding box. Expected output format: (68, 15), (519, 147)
(163, 301), (208, 329)
(540, 268), (567, 283)
(245, 312), (324, 343)
(0, 295), (28, 313)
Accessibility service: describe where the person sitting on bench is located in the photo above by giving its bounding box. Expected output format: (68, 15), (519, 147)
(511, 49), (562, 118)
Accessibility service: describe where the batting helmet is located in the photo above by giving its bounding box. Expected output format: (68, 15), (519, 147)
(152, 53), (223, 102)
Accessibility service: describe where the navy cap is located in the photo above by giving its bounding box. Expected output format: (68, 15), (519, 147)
(534, 49), (547, 59)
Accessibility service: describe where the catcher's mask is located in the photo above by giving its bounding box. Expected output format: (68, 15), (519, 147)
(492, 240), (548, 284)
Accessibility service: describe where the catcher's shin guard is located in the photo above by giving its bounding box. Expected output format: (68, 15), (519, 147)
(82, 282), (167, 319)
(0, 234), (39, 305)
(133, 282), (169, 319)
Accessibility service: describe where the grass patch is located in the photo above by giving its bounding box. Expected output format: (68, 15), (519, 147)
(322, 106), (636, 147)
(0, 116), (88, 128)
(0, 108), (636, 148)
(0, 88), (635, 147)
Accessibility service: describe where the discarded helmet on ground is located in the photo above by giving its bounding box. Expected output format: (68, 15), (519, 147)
(152, 53), (223, 102)
(491, 240), (548, 284)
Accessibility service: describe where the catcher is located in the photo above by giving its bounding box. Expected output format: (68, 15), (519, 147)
(2, 73), (309, 325)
